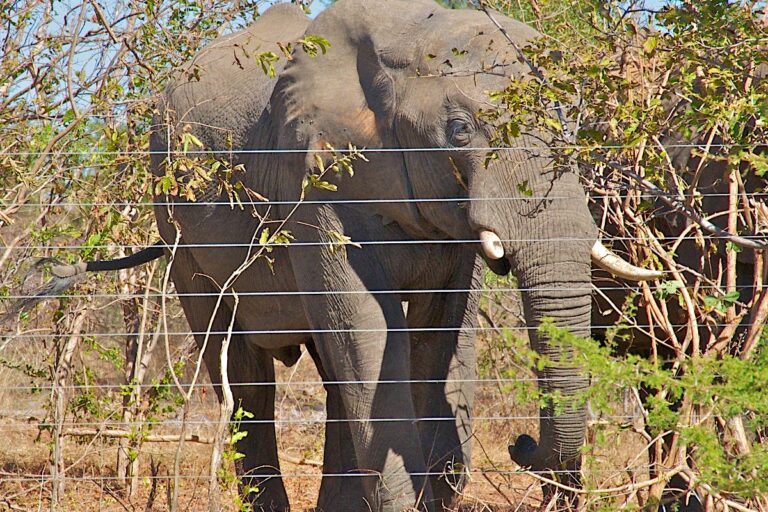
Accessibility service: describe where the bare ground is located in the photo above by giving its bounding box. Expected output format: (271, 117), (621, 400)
(0, 343), (650, 511)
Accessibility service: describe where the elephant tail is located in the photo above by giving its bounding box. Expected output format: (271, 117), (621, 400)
(1, 242), (165, 326)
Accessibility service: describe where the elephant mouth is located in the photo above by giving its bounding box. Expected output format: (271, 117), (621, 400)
(482, 254), (512, 276)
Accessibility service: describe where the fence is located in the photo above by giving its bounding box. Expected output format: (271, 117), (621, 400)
(1, 140), (767, 511)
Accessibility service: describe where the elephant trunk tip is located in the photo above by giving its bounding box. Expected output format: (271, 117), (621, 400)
(508, 434), (539, 470)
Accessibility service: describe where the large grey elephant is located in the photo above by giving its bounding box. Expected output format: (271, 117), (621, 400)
(150, 0), (662, 508)
(16, 1), (658, 510)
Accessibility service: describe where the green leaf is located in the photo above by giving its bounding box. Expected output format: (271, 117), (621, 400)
(643, 35), (659, 55)
(234, 407), (254, 420)
(308, 174), (337, 191)
(543, 117), (562, 132)
(181, 132), (203, 154)
(299, 35), (331, 57)
(259, 228), (270, 246)
(517, 180), (533, 197)
(313, 154), (326, 173)
(704, 291), (740, 313)
(657, 280), (682, 299)
(326, 230), (361, 257)
(703, 295), (721, 311)
(230, 431), (248, 444)
(255, 51), (279, 78)
(272, 230), (294, 246)
(62, 108), (75, 124)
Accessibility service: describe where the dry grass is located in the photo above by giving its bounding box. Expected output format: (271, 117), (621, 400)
(0, 283), (653, 511)
(0, 333), (652, 511)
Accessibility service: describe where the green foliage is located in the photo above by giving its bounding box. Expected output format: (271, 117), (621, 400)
(476, 2), (768, 505)
(537, 320), (768, 498)
(254, 51), (280, 78)
(299, 35), (331, 57)
(3, 0), (768, 507)
(703, 290), (741, 314)
(299, 144), (368, 258)
(219, 405), (257, 512)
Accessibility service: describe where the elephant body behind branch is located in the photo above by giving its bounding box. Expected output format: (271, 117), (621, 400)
(590, 66), (768, 512)
(10, 1), (657, 510)
(152, 1), (601, 509)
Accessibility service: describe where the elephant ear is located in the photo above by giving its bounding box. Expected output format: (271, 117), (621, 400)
(269, 0), (442, 235)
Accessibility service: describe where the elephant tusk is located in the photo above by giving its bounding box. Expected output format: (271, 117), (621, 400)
(591, 240), (664, 281)
(479, 230), (505, 260)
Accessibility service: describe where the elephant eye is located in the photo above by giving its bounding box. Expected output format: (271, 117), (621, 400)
(448, 119), (473, 147)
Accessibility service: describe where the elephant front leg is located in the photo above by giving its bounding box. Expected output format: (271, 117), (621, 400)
(290, 242), (434, 511)
(305, 340), (365, 511)
(407, 250), (480, 509)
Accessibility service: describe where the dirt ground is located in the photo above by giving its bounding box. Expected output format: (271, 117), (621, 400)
(0, 288), (652, 511)
(0, 342), (651, 511)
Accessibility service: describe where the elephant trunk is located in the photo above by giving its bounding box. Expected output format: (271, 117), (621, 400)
(467, 151), (594, 494)
(507, 240), (592, 489)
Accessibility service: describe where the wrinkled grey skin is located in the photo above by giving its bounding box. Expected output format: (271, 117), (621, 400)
(151, 1), (598, 510)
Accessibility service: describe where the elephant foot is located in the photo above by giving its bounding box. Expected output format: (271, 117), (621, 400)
(655, 475), (703, 512)
(315, 473), (369, 512)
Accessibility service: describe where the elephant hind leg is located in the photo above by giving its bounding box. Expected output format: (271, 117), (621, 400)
(169, 247), (289, 510)
(305, 340), (366, 512)
(226, 340), (287, 511)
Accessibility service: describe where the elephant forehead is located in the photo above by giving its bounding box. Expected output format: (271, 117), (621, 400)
(404, 12), (539, 86)
(337, 107), (380, 143)
(415, 37), (528, 83)
(299, 105), (380, 147)
(417, 10), (535, 53)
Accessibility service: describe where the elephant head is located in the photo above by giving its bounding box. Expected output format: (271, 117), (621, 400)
(268, 0), (658, 492)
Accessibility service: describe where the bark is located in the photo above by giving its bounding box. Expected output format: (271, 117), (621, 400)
(50, 310), (87, 510)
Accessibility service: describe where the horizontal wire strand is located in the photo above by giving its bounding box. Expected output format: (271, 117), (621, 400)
(9, 191), (768, 207)
(0, 142), (759, 157)
(0, 376), (581, 391)
(5, 323), (763, 339)
(0, 283), (761, 300)
(0, 467), (657, 481)
(0, 414), (642, 428)
(5, 234), (768, 251)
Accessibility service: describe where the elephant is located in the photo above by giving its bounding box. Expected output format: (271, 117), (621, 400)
(590, 69), (768, 512)
(10, 1), (660, 510)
